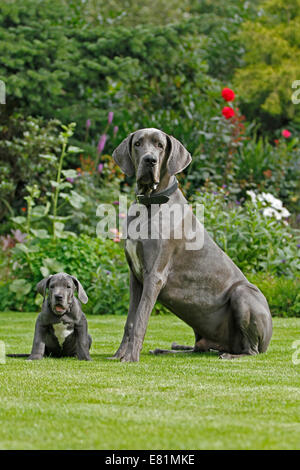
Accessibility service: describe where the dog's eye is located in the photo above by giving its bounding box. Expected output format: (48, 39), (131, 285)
(157, 142), (164, 149)
(67, 285), (71, 289)
(134, 141), (141, 147)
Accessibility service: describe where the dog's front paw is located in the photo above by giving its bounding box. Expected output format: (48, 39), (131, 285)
(27, 355), (43, 361)
(120, 345), (140, 363)
(77, 354), (92, 361)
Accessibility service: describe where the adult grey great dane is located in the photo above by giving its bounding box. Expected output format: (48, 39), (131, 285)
(27, 272), (92, 360)
(112, 128), (272, 362)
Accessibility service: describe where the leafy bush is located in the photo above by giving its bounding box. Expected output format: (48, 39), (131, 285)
(233, 0), (300, 130)
(192, 187), (300, 277)
(185, 106), (300, 215)
(247, 272), (300, 317)
(0, 115), (62, 226)
(0, 234), (129, 314)
(0, 0), (221, 146)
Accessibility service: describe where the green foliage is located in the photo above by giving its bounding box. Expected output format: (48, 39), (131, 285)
(0, 115), (62, 226)
(185, 107), (300, 215)
(247, 272), (300, 317)
(0, 234), (129, 313)
(233, 0), (300, 129)
(0, 0), (224, 149)
(192, 187), (300, 277)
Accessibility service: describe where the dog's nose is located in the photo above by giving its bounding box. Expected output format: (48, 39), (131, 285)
(143, 154), (158, 167)
(55, 294), (63, 302)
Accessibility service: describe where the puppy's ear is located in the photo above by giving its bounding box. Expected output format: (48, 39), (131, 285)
(36, 275), (52, 298)
(112, 133), (135, 176)
(166, 135), (192, 175)
(71, 276), (88, 304)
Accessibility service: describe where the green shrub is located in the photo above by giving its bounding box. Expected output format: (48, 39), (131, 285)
(233, 0), (300, 130)
(0, 231), (171, 315)
(0, 234), (129, 314)
(0, 115), (62, 226)
(192, 187), (300, 277)
(247, 272), (300, 317)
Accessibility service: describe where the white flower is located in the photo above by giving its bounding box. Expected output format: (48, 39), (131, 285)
(281, 207), (291, 218)
(248, 191), (290, 221)
(246, 190), (257, 203)
(262, 193), (283, 210)
(263, 207), (281, 219)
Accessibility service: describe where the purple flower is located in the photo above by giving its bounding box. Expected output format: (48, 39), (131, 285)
(113, 201), (120, 205)
(108, 112), (114, 125)
(98, 163), (104, 173)
(297, 244), (300, 248)
(105, 270), (111, 275)
(86, 119), (91, 129)
(281, 259), (286, 264)
(235, 200), (241, 205)
(213, 191), (218, 195)
(1, 235), (13, 251)
(66, 177), (74, 184)
(11, 229), (27, 243)
(222, 184), (227, 189)
(97, 134), (107, 154)
(113, 125), (119, 137)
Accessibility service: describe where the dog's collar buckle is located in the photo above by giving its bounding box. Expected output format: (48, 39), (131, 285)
(136, 179), (178, 206)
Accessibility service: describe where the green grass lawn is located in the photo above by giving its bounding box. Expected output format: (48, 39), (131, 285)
(0, 312), (299, 450)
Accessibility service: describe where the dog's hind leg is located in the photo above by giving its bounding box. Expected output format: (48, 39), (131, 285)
(150, 331), (220, 355)
(220, 284), (272, 360)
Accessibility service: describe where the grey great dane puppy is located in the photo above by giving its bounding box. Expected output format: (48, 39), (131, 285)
(28, 272), (92, 360)
(111, 128), (272, 362)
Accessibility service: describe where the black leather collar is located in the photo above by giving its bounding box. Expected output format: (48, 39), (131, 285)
(136, 178), (178, 206)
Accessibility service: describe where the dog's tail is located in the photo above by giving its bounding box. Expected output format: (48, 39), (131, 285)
(6, 353), (30, 357)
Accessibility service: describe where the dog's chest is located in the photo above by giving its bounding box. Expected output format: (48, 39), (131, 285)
(52, 322), (74, 347)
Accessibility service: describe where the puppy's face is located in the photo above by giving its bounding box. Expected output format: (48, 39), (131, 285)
(48, 274), (75, 316)
(131, 129), (168, 195)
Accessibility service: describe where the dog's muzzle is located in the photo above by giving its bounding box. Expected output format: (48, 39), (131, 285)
(137, 154), (160, 191)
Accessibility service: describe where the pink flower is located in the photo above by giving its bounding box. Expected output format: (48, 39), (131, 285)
(108, 112), (114, 125)
(97, 134), (107, 154)
(113, 126), (119, 137)
(282, 129), (291, 138)
(11, 229), (27, 243)
(86, 119), (91, 129)
(97, 163), (104, 173)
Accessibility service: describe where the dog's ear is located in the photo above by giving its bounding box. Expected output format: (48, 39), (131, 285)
(166, 134), (192, 175)
(71, 276), (88, 304)
(112, 133), (135, 176)
(36, 276), (52, 298)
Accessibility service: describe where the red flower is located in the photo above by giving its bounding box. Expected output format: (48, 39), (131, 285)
(222, 106), (235, 119)
(21, 207), (26, 212)
(282, 129), (291, 138)
(221, 88), (235, 102)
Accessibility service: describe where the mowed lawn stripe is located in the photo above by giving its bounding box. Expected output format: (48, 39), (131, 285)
(0, 313), (299, 449)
